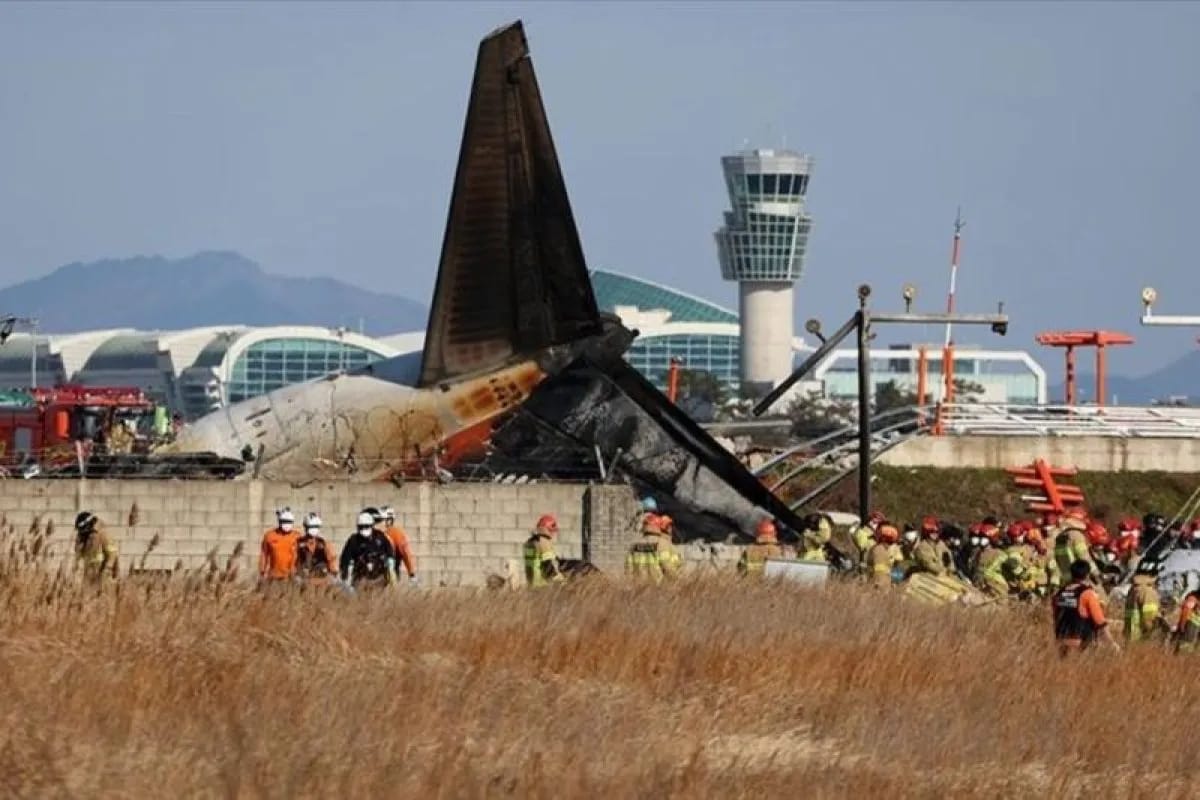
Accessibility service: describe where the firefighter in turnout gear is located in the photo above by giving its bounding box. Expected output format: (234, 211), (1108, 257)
(973, 520), (1012, 598)
(74, 511), (118, 583)
(339, 512), (397, 589)
(1004, 521), (1042, 596)
(1054, 510), (1100, 584)
(524, 514), (565, 588)
(865, 523), (901, 589)
(798, 514), (831, 562)
(297, 512), (337, 584)
(627, 511), (683, 582)
(910, 516), (952, 577)
(853, 511), (885, 563)
(1124, 564), (1162, 645)
(739, 519), (784, 577)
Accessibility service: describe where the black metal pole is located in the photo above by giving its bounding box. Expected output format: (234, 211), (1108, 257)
(856, 309), (872, 524)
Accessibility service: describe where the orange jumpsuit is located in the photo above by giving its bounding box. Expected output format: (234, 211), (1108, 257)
(259, 527), (300, 580)
(384, 525), (417, 577)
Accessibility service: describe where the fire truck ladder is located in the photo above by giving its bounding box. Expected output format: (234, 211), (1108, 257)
(1005, 458), (1085, 514)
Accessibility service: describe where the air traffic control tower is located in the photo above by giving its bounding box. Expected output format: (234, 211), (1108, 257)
(715, 149), (813, 396)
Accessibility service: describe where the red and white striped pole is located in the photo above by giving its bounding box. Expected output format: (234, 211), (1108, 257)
(942, 208), (964, 404)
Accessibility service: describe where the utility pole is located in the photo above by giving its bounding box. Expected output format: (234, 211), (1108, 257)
(754, 284), (1008, 524)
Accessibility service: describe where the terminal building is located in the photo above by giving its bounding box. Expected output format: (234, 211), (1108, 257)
(0, 326), (397, 419)
(815, 345), (1047, 406)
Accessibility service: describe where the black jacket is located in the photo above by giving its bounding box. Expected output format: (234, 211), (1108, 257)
(339, 531), (396, 584)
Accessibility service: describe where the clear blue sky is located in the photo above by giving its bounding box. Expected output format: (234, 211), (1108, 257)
(1, 2), (1198, 376)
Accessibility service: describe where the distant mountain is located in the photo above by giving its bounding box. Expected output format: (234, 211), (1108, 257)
(0, 251), (427, 335)
(1049, 350), (1200, 405)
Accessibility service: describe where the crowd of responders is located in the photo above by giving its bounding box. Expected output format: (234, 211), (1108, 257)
(66, 495), (1200, 653)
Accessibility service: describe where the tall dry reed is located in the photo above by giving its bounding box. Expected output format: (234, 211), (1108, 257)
(1, 521), (1196, 799)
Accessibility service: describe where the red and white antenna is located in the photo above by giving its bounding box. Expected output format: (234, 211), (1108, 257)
(941, 208), (964, 402)
(944, 207), (964, 347)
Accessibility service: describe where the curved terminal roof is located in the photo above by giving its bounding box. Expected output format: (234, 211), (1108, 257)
(590, 270), (737, 324)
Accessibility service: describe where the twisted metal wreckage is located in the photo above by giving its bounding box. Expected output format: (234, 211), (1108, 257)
(164, 21), (805, 540)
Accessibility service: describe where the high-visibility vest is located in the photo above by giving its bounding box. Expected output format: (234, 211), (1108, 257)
(523, 537), (561, 588)
(627, 541), (664, 582)
(1124, 585), (1160, 643)
(741, 542), (781, 576)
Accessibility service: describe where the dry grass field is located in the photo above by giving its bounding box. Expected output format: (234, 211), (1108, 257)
(3, 525), (1200, 799)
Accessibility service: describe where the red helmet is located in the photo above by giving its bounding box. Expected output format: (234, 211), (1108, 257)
(1117, 517), (1141, 535)
(867, 510), (886, 526)
(1006, 522), (1027, 544)
(536, 514), (559, 536)
(1084, 520), (1110, 548)
(980, 525), (1001, 544)
(755, 519), (778, 542)
(876, 523), (900, 544)
(920, 515), (940, 536)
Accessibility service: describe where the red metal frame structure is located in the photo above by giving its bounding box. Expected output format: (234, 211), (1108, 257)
(1035, 330), (1134, 407)
(1006, 458), (1085, 514)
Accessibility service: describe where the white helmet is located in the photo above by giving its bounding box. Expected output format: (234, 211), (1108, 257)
(304, 512), (323, 531)
(382, 506), (396, 523)
(276, 506), (295, 530)
(902, 529), (918, 544)
(356, 511), (374, 531)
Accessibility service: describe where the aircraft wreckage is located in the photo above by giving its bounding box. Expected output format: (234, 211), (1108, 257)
(165, 20), (805, 539)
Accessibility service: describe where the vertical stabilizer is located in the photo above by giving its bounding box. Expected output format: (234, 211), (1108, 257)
(418, 21), (601, 388)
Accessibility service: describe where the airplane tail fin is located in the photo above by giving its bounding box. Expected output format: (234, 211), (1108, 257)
(418, 21), (601, 388)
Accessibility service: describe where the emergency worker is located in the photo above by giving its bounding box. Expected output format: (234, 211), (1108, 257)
(297, 513), (337, 584)
(524, 514), (565, 588)
(1172, 589), (1200, 653)
(865, 523), (901, 589)
(898, 527), (920, 572)
(909, 516), (952, 577)
(738, 519), (784, 576)
(1114, 519), (1141, 569)
(1054, 510), (1099, 583)
(797, 513), (831, 562)
(853, 511), (885, 562)
(1052, 560), (1119, 655)
(381, 506), (418, 586)
(1124, 565), (1162, 644)
(259, 507), (300, 583)
(628, 512), (684, 582)
(973, 522), (1012, 598)
(942, 524), (971, 576)
(339, 511), (397, 589)
(1142, 513), (1168, 552)
(74, 511), (118, 582)
(1005, 521), (1043, 595)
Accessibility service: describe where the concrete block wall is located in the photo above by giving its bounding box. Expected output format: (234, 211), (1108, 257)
(0, 480), (642, 587)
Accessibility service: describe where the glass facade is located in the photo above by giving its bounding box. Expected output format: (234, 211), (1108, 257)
(625, 333), (741, 389)
(821, 353), (1042, 405)
(227, 338), (384, 403)
(715, 150), (814, 283)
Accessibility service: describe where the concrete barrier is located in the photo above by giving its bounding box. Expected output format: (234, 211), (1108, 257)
(1, 480), (644, 587)
(881, 435), (1200, 472)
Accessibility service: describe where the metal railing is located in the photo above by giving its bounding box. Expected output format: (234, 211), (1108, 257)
(938, 403), (1200, 438)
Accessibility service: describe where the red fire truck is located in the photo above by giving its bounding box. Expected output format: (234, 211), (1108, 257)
(0, 385), (162, 472)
